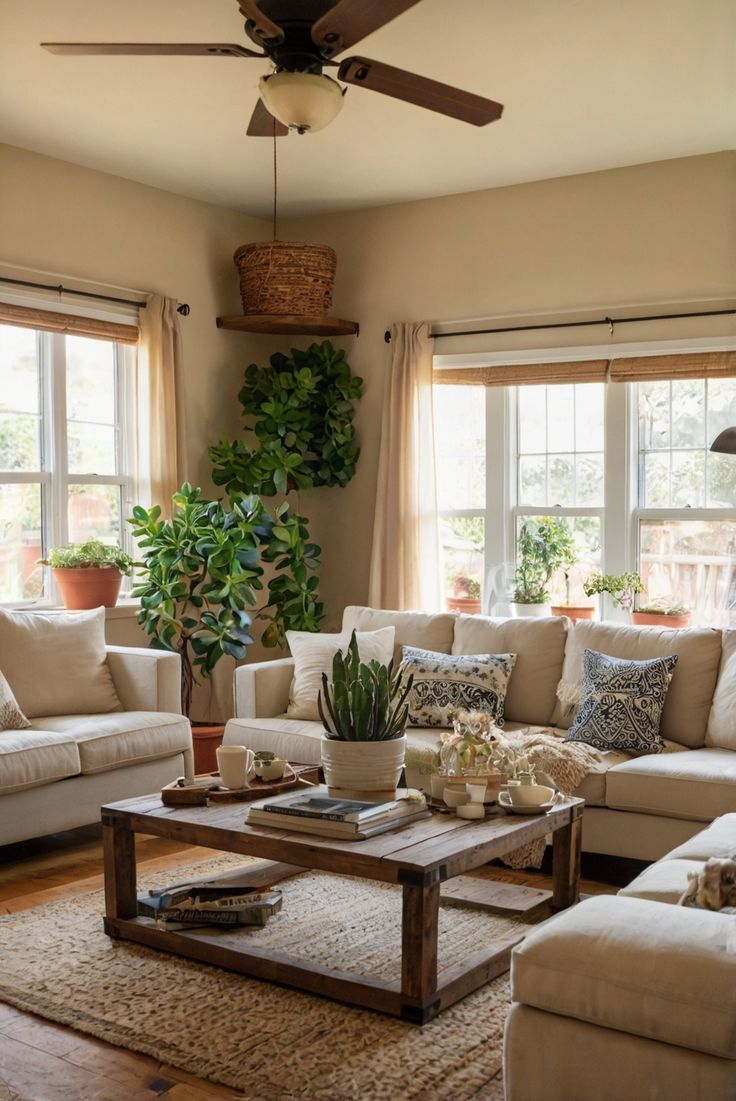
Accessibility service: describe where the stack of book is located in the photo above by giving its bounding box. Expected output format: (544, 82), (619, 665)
(246, 788), (431, 839)
(137, 872), (283, 929)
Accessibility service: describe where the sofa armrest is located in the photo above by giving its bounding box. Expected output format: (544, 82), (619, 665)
(106, 646), (182, 714)
(234, 658), (294, 718)
(511, 894), (736, 1060)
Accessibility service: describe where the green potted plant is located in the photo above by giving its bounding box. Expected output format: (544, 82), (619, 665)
(511, 517), (575, 617)
(549, 539), (596, 623)
(632, 601), (691, 628)
(446, 573), (482, 615)
(40, 539), (134, 609)
(318, 631), (414, 800)
(583, 570), (644, 620)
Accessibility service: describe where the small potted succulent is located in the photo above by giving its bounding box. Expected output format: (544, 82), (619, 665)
(583, 571), (644, 620)
(632, 602), (692, 628)
(318, 631), (413, 800)
(40, 539), (134, 609)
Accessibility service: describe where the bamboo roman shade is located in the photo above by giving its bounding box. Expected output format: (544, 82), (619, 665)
(434, 350), (736, 387)
(0, 301), (139, 344)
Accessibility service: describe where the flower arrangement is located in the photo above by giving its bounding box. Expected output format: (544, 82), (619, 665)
(437, 709), (538, 780)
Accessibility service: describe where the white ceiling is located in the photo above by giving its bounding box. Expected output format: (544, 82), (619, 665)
(1, 0), (734, 218)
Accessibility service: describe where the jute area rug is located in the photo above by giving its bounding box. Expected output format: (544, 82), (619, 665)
(0, 854), (532, 1101)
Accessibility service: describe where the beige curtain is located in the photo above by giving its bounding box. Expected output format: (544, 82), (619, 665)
(137, 293), (185, 510)
(368, 322), (441, 611)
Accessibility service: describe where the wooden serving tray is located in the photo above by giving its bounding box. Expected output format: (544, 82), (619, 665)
(207, 763), (320, 802)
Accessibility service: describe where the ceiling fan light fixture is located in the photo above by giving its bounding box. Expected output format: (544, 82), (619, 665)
(258, 71), (344, 134)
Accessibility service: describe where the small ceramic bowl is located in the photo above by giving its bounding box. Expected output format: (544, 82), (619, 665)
(456, 802), (485, 819)
(443, 787), (470, 808)
(507, 784), (556, 807)
(254, 758), (287, 781)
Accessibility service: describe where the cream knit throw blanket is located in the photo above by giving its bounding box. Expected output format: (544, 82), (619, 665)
(502, 729), (605, 869)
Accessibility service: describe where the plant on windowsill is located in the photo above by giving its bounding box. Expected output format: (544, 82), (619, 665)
(550, 555), (596, 623)
(583, 571), (644, 621)
(511, 517), (576, 618)
(318, 631), (414, 800)
(446, 574), (482, 615)
(40, 539), (134, 610)
(631, 602), (691, 629)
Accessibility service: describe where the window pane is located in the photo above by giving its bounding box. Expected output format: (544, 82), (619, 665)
(0, 325), (41, 470)
(519, 455), (546, 506)
(67, 422), (117, 475)
(68, 484), (122, 543)
(708, 452), (736, 508)
(440, 515), (484, 612)
(707, 379), (736, 443)
(433, 386), (485, 509)
(639, 381), (670, 449)
(643, 451), (670, 508)
(547, 385), (574, 450)
(0, 483), (44, 601)
(671, 379), (705, 449)
(548, 454), (575, 506)
(671, 450), (705, 508)
(518, 386), (546, 454)
(576, 453), (604, 506)
(515, 514), (602, 607)
(639, 519), (736, 628)
(575, 385), (604, 452)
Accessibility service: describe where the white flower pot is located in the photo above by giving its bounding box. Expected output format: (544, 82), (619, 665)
(320, 734), (407, 801)
(510, 602), (551, 618)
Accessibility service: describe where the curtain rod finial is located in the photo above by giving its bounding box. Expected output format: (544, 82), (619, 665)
(384, 329), (391, 343)
(177, 303), (190, 316)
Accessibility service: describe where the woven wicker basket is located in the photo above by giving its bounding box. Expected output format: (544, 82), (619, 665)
(234, 240), (337, 317)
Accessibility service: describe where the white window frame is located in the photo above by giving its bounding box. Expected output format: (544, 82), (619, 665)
(0, 316), (138, 607)
(435, 336), (736, 619)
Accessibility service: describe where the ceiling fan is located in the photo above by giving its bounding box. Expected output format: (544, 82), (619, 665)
(41, 0), (504, 137)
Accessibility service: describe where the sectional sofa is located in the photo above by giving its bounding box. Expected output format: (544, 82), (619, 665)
(505, 813), (736, 1099)
(224, 605), (736, 860)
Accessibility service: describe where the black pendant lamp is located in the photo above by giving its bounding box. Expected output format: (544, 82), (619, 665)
(710, 428), (736, 455)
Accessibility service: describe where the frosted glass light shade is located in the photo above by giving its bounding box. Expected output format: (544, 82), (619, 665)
(259, 72), (344, 133)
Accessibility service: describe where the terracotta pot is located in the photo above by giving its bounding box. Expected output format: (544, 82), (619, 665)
(446, 597), (482, 615)
(631, 611), (691, 629)
(191, 723), (226, 775)
(53, 566), (123, 610)
(551, 605), (596, 623)
(321, 733), (406, 801)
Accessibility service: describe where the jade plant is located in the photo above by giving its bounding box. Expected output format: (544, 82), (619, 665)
(40, 539), (134, 573)
(512, 518), (577, 604)
(584, 571), (644, 612)
(318, 632), (413, 742)
(210, 341), (363, 498)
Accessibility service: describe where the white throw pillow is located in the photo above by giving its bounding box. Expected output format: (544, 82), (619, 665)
(286, 627), (396, 721)
(0, 668), (31, 731)
(0, 606), (122, 719)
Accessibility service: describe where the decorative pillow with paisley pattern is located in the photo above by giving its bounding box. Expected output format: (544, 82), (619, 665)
(400, 647), (517, 728)
(0, 668), (30, 732)
(565, 648), (678, 755)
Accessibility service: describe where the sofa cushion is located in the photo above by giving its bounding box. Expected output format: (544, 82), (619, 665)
(0, 607), (122, 719)
(511, 894), (736, 1060)
(401, 646), (517, 728)
(618, 858), (706, 904)
(0, 729), (81, 794)
(341, 606), (455, 665)
(0, 669), (30, 731)
(706, 629), (736, 750)
(665, 813), (736, 862)
(30, 712), (191, 775)
(552, 619), (722, 748)
(565, 649), (677, 755)
(452, 614), (566, 726)
(286, 627), (395, 721)
(606, 748), (736, 822)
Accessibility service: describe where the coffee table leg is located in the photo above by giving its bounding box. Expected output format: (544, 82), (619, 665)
(102, 813), (137, 933)
(552, 809), (583, 911)
(400, 879), (440, 1023)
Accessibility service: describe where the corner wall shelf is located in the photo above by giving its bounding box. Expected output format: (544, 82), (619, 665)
(216, 314), (359, 337)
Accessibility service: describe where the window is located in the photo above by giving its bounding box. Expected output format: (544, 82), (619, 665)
(0, 323), (136, 604)
(433, 347), (736, 627)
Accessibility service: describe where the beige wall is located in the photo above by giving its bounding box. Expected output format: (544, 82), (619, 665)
(286, 152), (736, 620)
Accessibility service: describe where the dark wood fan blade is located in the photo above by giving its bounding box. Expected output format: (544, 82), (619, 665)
(246, 98), (288, 137)
(337, 56), (504, 125)
(312, 0), (422, 58)
(41, 42), (261, 57)
(238, 2), (284, 45)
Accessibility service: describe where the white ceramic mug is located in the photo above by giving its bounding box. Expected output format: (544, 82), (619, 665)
(216, 745), (255, 790)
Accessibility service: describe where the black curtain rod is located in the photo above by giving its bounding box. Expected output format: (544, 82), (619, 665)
(383, 308), (736, 343)
(0, 276), (191, 315)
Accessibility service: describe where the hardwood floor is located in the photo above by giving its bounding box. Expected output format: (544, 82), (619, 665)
(0, 825), (622, 1101)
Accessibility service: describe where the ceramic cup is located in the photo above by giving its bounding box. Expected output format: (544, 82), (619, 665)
(254, 757), (287, 781)
(507, 783), (555, 807)
(465, 782), (487, 804)
(216, 746), (255, 790)
(443, 786), (470, 808)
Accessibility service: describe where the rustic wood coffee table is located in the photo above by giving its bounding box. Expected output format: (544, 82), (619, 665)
(102, 793), (583, 1024)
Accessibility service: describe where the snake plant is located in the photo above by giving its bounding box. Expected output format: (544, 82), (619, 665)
(318, 631), (413, 742)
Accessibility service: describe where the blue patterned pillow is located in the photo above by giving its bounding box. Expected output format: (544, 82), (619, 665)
(400, 646), (517, 728)
(565, 649), (678, 755)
